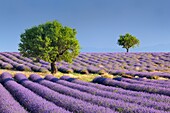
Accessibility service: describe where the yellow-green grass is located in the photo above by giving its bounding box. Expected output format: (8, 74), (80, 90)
(0, 69), (168, 82)
(0, 69), (113, 82)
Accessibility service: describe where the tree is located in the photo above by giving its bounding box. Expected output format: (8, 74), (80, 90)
(117, 33), (140, 52)
(19, 20), (80, 74)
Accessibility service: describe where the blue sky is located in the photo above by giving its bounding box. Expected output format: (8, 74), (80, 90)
(0, 0), (170, 52)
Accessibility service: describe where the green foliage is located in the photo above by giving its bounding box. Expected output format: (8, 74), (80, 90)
(19, 20), (80, 63)
(117, 33), (140, 52)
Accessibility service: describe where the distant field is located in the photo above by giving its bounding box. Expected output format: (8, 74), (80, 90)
(0, 52), (170, 79)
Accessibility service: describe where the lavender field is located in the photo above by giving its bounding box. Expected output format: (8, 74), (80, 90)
(0, 52), (170, 112)
(0, 52), (170, 79)
(0, 72), (170, 113)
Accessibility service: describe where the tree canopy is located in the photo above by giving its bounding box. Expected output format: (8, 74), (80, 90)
(19, 20), (80, 73)
(117, 33), (140, 52)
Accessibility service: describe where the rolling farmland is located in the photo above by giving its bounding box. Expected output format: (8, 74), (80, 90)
(0, 52), (170, 112)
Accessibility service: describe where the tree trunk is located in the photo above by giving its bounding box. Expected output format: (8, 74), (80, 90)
(126, 48), (129, 53)
(51, 62), (57, 74)
(36, 58), (40, 62)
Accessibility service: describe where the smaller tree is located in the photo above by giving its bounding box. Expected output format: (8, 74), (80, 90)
(117, 33), (140, 52)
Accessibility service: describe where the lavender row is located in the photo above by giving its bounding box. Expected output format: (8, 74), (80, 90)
(43, 75), (170, 112)
(0, 60), (13, 69)
(11, 52), (49, 72)
(133, 77), (170, 85)
(39, 52), (170, 76)
(1, 52), (170, 76)
(118, 77), (170, 89)
(0, 72), (69, 113)
(0, 52), (49, 72)
(125, 71), (170, 79)
(60, 76), (170, 104)
(10, 52), (79, 73)
(0, 53), (33, 71)
(109, 70), (170, 79)
(14, 73), (115, 113)
(9, 52), (51, 70)
(93, 77), (170, 96)
(8, 52), (34, 63)
(76, 52), (170, 76)
(0, 83), (28, 113)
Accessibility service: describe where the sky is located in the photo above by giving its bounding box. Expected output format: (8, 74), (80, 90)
(0, 0), (170, 52)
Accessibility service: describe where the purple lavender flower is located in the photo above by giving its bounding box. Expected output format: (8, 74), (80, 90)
(1, 72), (70, 113)
(93, 77), (170, 96)
(14, 73), (115, 113)
(45, 75), (170, 112)
(0, 83), (28, 113)
(61, 76), (170, 104)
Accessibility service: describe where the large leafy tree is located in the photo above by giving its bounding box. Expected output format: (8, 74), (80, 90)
(117, 33), (140, 52)
(19, 20), (80, 74)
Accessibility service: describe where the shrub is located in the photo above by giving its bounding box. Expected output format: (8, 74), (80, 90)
(16, 65), (31, 71)
(80, 68), (89, 74)
(1, 63), (13, 69)
(38, 67), (49, 73)
(58, 66), (73, 73)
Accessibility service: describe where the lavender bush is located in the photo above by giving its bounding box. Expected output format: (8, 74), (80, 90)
(14, 73), (115, 113)
(93, 76), (170, 96)
(0, 83), (28, 113)
(60, 76), (170, 104)
(43, 75), (170, 112)
(1, 72), (70, 113)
